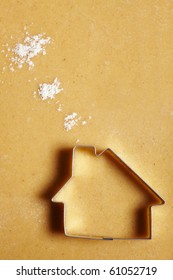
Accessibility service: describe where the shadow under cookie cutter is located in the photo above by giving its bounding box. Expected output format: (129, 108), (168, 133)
(52, 145), (165, 240)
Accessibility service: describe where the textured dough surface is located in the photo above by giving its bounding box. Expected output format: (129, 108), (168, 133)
(0, 0), (172, 259)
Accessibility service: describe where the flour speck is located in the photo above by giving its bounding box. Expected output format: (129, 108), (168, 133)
(64, 112), (81, 131)
(1, 31), (51, 72)
(64, 113), (92, 131)
(35, 78), (63, 100)
(57, 103), (63, 112)
(11, 34), (51, 70)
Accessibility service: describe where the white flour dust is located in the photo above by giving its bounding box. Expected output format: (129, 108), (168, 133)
(34, 78), (63, 100)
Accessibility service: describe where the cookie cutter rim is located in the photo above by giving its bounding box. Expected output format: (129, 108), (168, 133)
(52, 145), (165, 240)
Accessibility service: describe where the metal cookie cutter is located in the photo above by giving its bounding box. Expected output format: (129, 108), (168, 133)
(52, 145), (165, 240)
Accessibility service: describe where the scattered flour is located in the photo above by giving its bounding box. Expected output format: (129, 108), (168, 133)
(64, 113), (91, 131)
(1, 31), (51, 71)
(1, 28), (92, 133)
(34, 78), (63, 100)
(57, 103), (63, 112)
(11, 33), (51, 70)
(33, 78), (91, 131)
(64, 112), (81, 131)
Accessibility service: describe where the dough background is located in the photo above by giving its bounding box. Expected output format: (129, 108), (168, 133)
(0, 0), (172, 259)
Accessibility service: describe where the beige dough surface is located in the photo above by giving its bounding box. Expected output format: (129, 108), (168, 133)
(0, 0), (173, 259)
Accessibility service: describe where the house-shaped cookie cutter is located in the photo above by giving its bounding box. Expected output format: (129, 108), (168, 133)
(52, 145), (165, 240)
